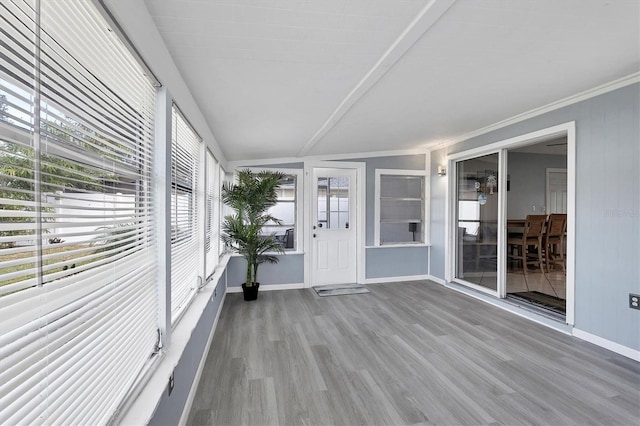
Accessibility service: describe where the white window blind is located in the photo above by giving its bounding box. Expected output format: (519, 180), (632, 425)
(0, 1), (158, 425)
(205, 150), (219, 278)
(170, 106), (200, 322)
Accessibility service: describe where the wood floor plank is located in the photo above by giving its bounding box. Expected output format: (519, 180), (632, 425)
(186, 281), (640, 426)
(309, 344), (369, 425)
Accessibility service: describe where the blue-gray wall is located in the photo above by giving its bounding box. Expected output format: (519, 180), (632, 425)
(430, 83), (640, 351)
(226, 254), (304, 287)
(149, 272), (227, 426)
(366, 246), (429, 279)
(252, 162), (305, 169)
(507, 153), (567, 219)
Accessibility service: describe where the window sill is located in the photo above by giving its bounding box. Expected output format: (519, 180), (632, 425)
(119, 254), (231, 425)
(229, 251), (305, 256)
(366, 243), (431, 249)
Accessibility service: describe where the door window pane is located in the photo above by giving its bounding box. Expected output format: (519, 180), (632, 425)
(316, 175), (349, 229)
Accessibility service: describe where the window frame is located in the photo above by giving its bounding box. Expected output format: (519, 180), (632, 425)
(248, 167), (303, 253)
(169, 104), (202, 325)
(374, 169), (428, 247)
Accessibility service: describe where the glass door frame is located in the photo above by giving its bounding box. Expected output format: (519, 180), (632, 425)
(444, 122), (576, 325)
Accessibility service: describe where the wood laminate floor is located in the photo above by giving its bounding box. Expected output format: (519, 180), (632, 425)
(187, 280), (640, 426)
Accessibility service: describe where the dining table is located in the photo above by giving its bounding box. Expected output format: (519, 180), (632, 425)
(507, 219), (526, 239)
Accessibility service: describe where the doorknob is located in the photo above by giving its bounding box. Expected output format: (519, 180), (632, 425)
(313, 233), (316, 238)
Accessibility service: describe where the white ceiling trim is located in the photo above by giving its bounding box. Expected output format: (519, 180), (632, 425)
(296, 0), (457, 157)
(423, 72), (640, 152)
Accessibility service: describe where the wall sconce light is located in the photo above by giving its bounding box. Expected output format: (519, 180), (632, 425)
(437, 165), (446, 177)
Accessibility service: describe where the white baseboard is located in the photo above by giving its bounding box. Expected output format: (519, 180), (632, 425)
(364, 274), (430, 284)
(226, 283), (305, 293)
(572, 328), (640, 362)
(426, 275), (446, 285)
(178, 289), (227, 426)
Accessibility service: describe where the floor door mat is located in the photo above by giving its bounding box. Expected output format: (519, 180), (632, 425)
(508, 291), (566, 315)
(313, 283), (370, 297)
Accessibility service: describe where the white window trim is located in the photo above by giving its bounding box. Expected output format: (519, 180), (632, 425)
(374, 169), (428, 247)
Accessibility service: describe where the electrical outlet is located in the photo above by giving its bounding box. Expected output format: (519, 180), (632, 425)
(168, 372), (175, 396)
(630, 294), (640, 310)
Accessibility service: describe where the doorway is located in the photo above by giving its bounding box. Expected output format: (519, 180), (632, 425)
(307, 164), (364, 286)
(447, 122), (575, 324)
(505, 141), (568, 318)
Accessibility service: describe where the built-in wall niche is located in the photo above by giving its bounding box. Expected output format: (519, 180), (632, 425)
(375, 170), (426, 245)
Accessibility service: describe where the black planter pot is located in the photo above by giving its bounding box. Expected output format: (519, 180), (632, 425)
(242, 283), (260, 301)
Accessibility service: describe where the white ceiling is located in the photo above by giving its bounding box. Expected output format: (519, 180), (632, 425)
(144, 0), (640, 162)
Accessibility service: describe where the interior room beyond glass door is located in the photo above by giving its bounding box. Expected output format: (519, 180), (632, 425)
(455, 153), (499, 291)
(505, 141), (568, 319)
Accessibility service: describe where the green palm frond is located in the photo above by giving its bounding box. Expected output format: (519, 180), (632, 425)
(221, 169), (287, 287)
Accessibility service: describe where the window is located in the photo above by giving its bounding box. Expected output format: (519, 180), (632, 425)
(375, 170), (426, 245)
(0, 1), (158, 424)
(170, 106), (201, 323)
(260, 170), (302, 251)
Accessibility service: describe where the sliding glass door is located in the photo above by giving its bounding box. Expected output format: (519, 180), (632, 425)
(455, 153), (500, 293)
(448, 125), (573, 324)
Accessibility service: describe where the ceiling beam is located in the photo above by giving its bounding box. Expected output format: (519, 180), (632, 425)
(297, 0), (456, 157)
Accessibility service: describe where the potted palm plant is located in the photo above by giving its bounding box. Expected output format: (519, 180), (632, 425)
(221, 169), (286, 301)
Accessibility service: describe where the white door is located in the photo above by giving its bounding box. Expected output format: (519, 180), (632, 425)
(311, 168), (357, 285)
(546, 168), (567, 214)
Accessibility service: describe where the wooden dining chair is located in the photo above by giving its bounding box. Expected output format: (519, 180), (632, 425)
(544, 213), (567, 272)
(507, 214), (547, 275)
